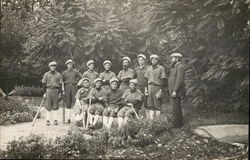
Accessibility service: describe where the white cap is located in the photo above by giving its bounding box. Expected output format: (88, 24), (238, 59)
(110, 77), (119, 84)
(137, 54), (146, 60)
(170, 53), (183, 58)
(150, 54), (159, 60)
(87, 60), (94, 66)
(78, 78), (90, 86)
(48, 61), (57, 66)
(103, 60), (112, 66)
(94, 78), (102, 84)
(122, 56), (131, 62)
(129, 79), (138, 85)
(65, 59), (74, 65)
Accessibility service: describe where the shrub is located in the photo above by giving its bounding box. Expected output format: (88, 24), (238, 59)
(106, 115), (174, 148)
(14, 85), (43, 97)
(4, 115), (173, 158)
(5, 128), (107, 159)
(0, 97), (39, 125)
(6, 135), (47, 159)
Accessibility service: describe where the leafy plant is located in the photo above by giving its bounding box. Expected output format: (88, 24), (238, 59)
(6, 135), (47, 159)
(0, 97), (39, 125)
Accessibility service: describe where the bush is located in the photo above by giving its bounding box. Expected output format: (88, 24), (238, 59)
(14, 85), (43, 97)
(6, 135), (47, 159)
(0, 97), (39, 125)
(105, 115), (174, 148)
(5, 128), (107, 159)
(4, 115), (173, 158)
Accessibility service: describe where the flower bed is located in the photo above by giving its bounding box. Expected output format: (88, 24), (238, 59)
(0, 97), (39, 125)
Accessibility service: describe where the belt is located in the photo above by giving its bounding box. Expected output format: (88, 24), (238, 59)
(148, 83), (161, 86)
(47, 86), (59, 90)
(65, 83), (77, 85)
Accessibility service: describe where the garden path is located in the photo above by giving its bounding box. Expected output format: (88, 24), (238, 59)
(0, 107), (82, 150)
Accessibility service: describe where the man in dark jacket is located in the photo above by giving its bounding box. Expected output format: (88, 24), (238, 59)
(168, 53), (185, 128)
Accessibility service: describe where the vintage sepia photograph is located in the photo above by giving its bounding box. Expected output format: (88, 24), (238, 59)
(0, 0), (249, 159)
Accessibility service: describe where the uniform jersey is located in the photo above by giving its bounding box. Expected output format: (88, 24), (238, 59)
(135, 65), (148, 86)
(91, 87), (107, 103)
(82, 70), (99, 85)
(122, 89), (142, 104)
(75, 87), (92, 101)
(42, 71), (62, 88)
(104, 89), (123, 105)
(144, 64), (166, 85)
(62, 69), (82, 84)
(117, 68), (135, 82)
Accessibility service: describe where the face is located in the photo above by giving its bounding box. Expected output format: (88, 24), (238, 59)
(104, 63), (111, 70)
(151, 58), (158, 66)
(88, 63), (94, 70)
(82, 80), (90, 88)
(170, 57), (178, 67)
(171, 57), (177, 63)
(49, 65), (56, 71)
(129, 82), (136, 91)
(110, 82), (118, 90)
(138, 57), (145, 66)
(95, 81), (101, 88)
(122, 60), (129, 67)
(67, 63), (73, 69)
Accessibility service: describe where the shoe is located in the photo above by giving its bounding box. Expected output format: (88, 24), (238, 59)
(54, 120), (58, 125)
(46, 120), (50, 126)
(67, 119), (71, 124)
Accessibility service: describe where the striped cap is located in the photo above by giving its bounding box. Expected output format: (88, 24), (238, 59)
(150, 54), (159, 60)
(110, 77), (119, 84)
(87, 60), (94, 66)
(103, 60), (112, 66)
(122, 56), (131, 62)
(94, 78), (102, 84)
(137, 54), (146, 60)
(170, 53), (183, 58)
(48, 61), (57, 66)
(65, 59), (74, 65)
(129, 79), (138, 85)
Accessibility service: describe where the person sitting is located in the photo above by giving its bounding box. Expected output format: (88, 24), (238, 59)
(88, 78), (107, 128)
(102, 77), (123, 129)
(75, 78), (93, 128)
(117, 79), (143, 128)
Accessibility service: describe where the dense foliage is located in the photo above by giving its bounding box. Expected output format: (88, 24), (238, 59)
(0, 97), (39, 125)
(13, 85), (43, 97)
(0, 0), (249, 111)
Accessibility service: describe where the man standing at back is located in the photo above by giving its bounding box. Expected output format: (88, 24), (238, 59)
(82, 60), (99, 88)
(144, 54), (166, 120)
(168, 53), (185, 128)
(42, 61), (62, 126)
(62, 59), (82, 124)
(117, 56), (135, 92)
(135, 54), (149, 119)
(99, 60), (116, 91)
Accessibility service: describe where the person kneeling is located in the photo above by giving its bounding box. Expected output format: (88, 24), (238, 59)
(75, 78), (92, 128)
(102, 78), (123, 129)
(117, 79), (142, 128)
(88, 78), (107, 129)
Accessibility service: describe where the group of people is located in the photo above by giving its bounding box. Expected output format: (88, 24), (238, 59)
(41, 52), (185, 128)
